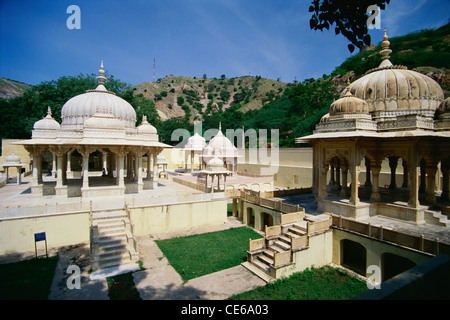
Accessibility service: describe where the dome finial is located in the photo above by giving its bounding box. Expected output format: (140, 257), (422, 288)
(97, 60), (106, 85)
(380, 30), (392, 61)
(47, 106), (52, 117)
(219, 122), (222, 131)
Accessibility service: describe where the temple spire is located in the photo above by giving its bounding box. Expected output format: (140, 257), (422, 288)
(97, 60), (106, 85)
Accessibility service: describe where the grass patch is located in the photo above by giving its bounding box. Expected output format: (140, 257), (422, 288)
(155, 227), (263, 282)
(0, 256), (59, 300)
(229, 266), (367, 300)
(106, 272), (142, 300)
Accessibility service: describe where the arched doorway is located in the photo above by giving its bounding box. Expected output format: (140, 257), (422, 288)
(382, 252), (416, 281)
(262, 212), (274, 228)
(246, 207), (255, 228)
(341, 239), (367, 276)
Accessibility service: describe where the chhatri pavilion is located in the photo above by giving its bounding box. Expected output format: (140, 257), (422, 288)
(297, 31), (450, 225)
(17, 62), (172, 198)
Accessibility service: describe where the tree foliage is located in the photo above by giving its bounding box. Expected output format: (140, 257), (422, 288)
(309, 0), (391, 52)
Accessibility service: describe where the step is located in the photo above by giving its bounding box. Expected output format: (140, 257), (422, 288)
(257, 254), (273, 266)
(92, 210), (127, 220)
(252, 259), (270, 273)
(273, 240), (290, 251)
(262, 249), (274, 258)
(278, 235), (291, 245)
(97, 242), (128, 253)
(241, 262), (275, 283)
(284, 231), (301, 239)
(268, 244), (286, 253)
(96, 252), (130, 266)
(94, 219), (126, 228)
(98, 226), (127, 236)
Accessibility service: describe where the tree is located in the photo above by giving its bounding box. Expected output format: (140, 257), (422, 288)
(308, 0), (391, 53)
(0, 73), (130, 139)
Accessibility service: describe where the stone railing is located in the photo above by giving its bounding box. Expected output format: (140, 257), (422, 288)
(239, 189), (305, 214)
(249, 238), (265, 252)
(331, 214), (450, 256)
(273, 250), (292, 267)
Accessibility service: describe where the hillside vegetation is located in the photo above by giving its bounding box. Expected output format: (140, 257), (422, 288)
(0, 24), (448, 147)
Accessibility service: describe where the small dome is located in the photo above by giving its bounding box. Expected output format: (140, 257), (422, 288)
(137, 115), (157, 134)
(4, 153), (21, 164)
(33, 107), (61, 130)
(156, 154), (168, 164)
(330, 90), (369, 116)
(320, 113), (330, 123)
(185, 132), (206, 151)
(207, 156), (224, 171)
(436, 97), (450, 119)
(206, 124), (237, 158)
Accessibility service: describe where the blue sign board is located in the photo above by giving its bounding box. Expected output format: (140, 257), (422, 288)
(34, 232), (46, 242)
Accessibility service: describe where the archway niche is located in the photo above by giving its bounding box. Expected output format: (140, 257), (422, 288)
(381, 252), (416, 282)
(341, 239), (367, 276)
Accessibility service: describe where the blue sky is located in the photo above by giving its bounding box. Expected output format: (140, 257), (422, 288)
(0, 0), (449, 86)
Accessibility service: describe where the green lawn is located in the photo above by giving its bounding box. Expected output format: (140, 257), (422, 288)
(155, 227), (263, 282)
(229, 266), (368, 300)
(0, 256), (59, 300)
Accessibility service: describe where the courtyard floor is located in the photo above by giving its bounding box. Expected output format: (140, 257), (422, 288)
(47, 216), (267, 300)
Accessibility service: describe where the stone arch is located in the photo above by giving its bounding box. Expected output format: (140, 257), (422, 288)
(325, 153), (350, 195)
(246, 206), (255, 228)
(341, 239), (367, 276)
(262, 211), (275, 228)
(381, 252), (416, 281)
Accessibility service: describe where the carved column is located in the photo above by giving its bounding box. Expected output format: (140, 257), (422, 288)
(80, 149), (90, 189)
(408, 160), (420, 208)
(370, 164), (381, 202)
(51, 153), (57, 178)
(153, 151), (159, 182)
(318, 165), (329, 199)
(349, 163), (360, 206)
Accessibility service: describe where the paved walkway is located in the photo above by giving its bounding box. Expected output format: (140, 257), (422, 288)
(48, 217), (266, 300)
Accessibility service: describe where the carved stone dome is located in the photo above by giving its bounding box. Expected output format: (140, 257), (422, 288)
(60, 62), (136, 130)
(137, 115), (157, 134)
(343, 31), (444, 115)
(33, 107), (61, 130)
(330, 90), (369, 116)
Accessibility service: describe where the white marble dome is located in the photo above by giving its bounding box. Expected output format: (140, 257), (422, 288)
(206, 125), (237, 157)
(33, 107), (61, 130)
(184, 132), (206, 151)
(60, 62), (136, 130)
(137, 115), (157, 134)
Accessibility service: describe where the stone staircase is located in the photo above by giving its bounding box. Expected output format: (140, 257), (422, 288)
(244, 220), (309, 282)
(90, 208), (139, 274)
(424, 208), (450, 227)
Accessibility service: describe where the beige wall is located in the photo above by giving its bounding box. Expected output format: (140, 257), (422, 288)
(0, 212), (90, 256)
(129, 199), (227, 237)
